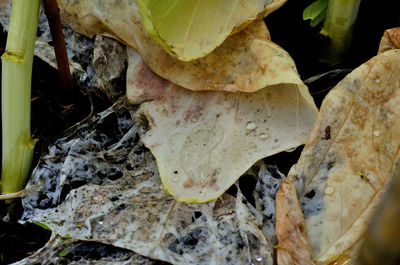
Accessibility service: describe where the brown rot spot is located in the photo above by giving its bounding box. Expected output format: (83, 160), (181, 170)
(322, 125), (331, 140)
(184, 179), (195, 189)
(132, 62), (168, 101)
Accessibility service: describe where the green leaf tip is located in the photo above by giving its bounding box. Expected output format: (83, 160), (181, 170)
(33, 222), (52, 231)
(58, 249), (71, 257)
(303, 0), (329, 27)
(61, 234), (71, 240)
(58, 234), (71, 244)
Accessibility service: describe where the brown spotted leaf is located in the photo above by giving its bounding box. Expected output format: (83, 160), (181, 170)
(276, 49), (400, 264)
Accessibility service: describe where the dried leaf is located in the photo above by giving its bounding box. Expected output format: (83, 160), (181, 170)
(127, 47), (317, 203)
(378, 27), (400, 54)
(275, 179), (315, 265)
(276, 49), (400, 264)
(56, 0), (307, 93)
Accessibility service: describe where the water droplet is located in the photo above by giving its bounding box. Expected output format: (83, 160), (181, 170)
(259, 133), (267, 140)
(98, 220), (104, 225)
(325, 186), (334, 195)
(373, 77), (381, 83)
(246, 121), (257, 131)
(255, 256), (263, 262)
(373, 130), (380, 137)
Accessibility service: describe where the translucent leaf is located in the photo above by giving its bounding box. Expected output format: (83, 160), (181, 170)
(138, 0), (287, 61)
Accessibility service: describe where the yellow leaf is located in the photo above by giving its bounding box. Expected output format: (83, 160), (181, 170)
(138, 0), (287, 61)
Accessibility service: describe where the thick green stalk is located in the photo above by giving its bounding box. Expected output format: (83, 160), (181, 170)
(320, 0), (361, 64)
(1, 0), (40, 194)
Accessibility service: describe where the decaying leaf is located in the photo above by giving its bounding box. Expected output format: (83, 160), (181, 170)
(276, 48), (400, 264)
(57, 0), (307, 93)
(20, 101), (288, 265)
(138, 0), (286, 61)
(276, 179), (315, 265)
(127, 47), (317, 203)
(378, 27), (400, 54)
(14, 235), (157, 265)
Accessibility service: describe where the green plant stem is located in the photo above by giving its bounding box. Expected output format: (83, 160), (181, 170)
(1, 0), (40, 194)
(320, 0), (361, 64)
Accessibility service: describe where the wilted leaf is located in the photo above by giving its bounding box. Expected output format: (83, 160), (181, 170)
(57, 0), (304, 93)
(138, 0), (286, 61)
(127, 47), (317, 203)
(275, 179), (315, 265)
(276, 49), (400, 264)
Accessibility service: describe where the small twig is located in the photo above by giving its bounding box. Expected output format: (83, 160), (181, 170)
(43, 0), (73, 95)
(0, 184), (41, 200)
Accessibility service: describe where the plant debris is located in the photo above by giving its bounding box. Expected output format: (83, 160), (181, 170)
(14, 234), (157, 265)
(20, 100), (286, 264)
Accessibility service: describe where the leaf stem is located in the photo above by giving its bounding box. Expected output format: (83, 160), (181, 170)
(1, 0), (40, 194)
(320, 0), (361, 64)
(43, 0), (73, 96)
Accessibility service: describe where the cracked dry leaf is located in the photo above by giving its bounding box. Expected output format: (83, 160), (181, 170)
(57, 0), (305, 93)
(127, 48), (317, 203)
(138, 0), (286, 61)
(276, 49), (400, 264)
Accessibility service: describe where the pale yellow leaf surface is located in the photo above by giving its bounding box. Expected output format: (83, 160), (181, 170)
(127, 47), (317, 203)
(138, 0), (287, 61)
(56, 0), (305, 93)
(276, 49), (400, 264)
